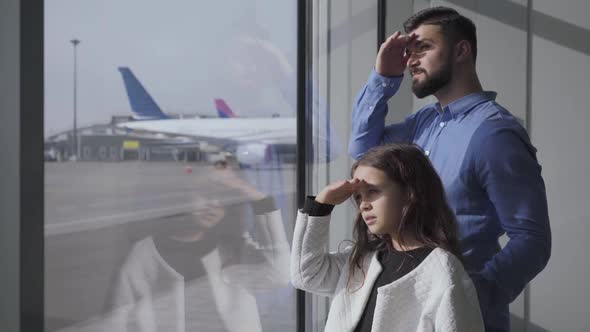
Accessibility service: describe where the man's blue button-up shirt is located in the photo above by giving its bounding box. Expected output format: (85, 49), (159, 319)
(349, 70), (551, 330)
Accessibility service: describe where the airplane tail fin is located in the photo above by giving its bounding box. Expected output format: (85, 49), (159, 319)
(118, 67), (169, 120)
(214, 98), (237, 118)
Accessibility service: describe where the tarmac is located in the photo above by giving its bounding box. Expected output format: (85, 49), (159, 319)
(45, 161), (297, 331)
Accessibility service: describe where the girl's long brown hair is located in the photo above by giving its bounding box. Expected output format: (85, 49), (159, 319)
(347, 144), (461, 289)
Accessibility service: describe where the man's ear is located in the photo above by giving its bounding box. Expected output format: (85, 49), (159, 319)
(455, 40), (472, 63)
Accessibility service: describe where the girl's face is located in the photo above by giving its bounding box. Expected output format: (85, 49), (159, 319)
(353, 166), (407, 237)
(196, 200), (226, 229)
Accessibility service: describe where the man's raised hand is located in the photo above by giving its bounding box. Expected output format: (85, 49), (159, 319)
(375, 31), (417, 77)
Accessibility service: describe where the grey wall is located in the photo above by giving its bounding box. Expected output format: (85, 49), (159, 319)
(326, 0), (379, 251)
(318, 0), (590, 331)
(0, 0), (20, 330)
(529, 1), (590, 331)
(384, 0), (416, 124)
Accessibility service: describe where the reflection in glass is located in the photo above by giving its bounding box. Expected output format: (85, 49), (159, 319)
(97, 168), (289, 331)
(45, 1), (299, 331)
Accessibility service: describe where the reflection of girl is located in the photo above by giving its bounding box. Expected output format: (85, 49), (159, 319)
(291, 144), (484, 331)
(104, 169), (290, 332)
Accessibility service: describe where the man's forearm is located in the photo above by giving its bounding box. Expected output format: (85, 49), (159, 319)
(476, 232), (550, 307)
(348, 70), (403, 159)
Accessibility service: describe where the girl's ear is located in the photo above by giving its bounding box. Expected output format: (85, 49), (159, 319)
(402, 190), (412, 205)
(400, 191), (412, 212)
(399, 191), (413, 218)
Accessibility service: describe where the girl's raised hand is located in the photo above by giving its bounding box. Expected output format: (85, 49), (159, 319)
(315, 178), (360, 206)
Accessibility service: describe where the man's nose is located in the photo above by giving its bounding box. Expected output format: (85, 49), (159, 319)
(407, 55), (419, 68)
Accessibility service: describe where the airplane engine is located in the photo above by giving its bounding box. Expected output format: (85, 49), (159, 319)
(235, 143), (272, 168)
(235, 143), (297, 168)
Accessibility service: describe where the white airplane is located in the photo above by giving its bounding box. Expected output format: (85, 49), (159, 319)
(117, 67), (300, 166)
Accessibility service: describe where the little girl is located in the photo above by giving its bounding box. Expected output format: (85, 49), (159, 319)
(291, 144), (484, 331)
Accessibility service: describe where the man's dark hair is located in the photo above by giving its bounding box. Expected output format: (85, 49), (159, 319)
(403, 6), (477, 62)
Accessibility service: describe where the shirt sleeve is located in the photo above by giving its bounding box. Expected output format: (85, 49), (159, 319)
(290, 212), (349, 296)
(250, 196), (277, 215)
(348, 69), (415, 160)
(470, 121), (551, 308)
(302, 196), (334, 216)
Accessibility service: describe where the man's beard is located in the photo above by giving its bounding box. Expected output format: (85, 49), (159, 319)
(411, 59), (453, 99)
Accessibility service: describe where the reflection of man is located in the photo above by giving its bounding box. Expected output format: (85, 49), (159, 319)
(102, 167), (290, 332)
(349, 7), (551, 332)
(226, 31), (340, 165)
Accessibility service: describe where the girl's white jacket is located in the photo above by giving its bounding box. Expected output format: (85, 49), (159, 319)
(291, 211), (484, 332)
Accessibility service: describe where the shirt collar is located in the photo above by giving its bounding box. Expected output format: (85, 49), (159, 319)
(435, 91), (497, 118)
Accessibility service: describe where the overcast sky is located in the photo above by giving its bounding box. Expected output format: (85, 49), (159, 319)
(45, 0), (296, 136)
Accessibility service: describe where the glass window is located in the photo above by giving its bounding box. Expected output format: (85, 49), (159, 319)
(303, 1), (380, 330)
(45, 1), (297, 331)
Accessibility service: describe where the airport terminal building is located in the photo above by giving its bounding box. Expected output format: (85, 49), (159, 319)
(44, 116), (220, 162)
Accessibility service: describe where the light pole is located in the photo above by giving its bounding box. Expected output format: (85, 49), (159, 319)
(70, 38), (80, 160)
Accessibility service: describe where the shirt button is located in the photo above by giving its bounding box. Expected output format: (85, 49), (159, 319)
(425, 150), (430, 156)
(382, 82), (387, 87)
(439, 122), (446, 127)
(368, 106), (373, 110)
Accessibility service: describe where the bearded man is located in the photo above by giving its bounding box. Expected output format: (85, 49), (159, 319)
(348, 7), (551, 332)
